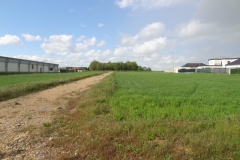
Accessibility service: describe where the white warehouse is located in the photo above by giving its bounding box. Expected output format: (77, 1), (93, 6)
(0, 56), (59, 73)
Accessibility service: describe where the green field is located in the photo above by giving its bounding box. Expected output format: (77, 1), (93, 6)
(33, 72), (240, 159)
(111, 72), (240, 121)
(0, 71), (105, 101)
(110, 72), (240, 159)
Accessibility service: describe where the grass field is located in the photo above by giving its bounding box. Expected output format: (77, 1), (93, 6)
(111, 72), (240, 121)
(0, 71), (105, 101)
(39, 72), (240, 159)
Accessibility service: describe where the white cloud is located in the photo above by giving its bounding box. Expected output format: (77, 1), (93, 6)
(178, 20), (215, 38)
(194, 0), (240, 27)
(177, 0), (240, 43)
(84, 49), (99, 58)
(0, 35), (22, 46)
(115, 37), (168, 57)
(138, 22), (165, 41)
(121, 35), (138, 46)
(102, 49), (111, 56)
(133, 37), (167, 55)
(177, 20), (240, 44)
(116, 0), (187, 9)
(75, 43), (88, 52)
(112, 20), (202, 71)
(121, 22), (165, 45)
(114, 46), (131, 56)
(14, 55), (51, 63)
(83, 49), (112, 63)
(41, 35), (104, 55)
(86, 37), (97, 46)
(75, 37), (97, 52)
(81, 24), (87, 28)
(76, 36), (86, 42)
(41, 35), (74, 55)
(22, 34), (42, 41)
(97, 40), (106, 47)
(109, 22), (173, 70)
(13, 54), (85, 68)
(116, 0), (135, 8)
(98, 23), (104, 28)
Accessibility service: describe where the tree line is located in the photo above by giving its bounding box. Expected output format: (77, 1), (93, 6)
(89, 61), (152, 71)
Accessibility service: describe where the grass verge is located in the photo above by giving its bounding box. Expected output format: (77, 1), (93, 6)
(0, 71), (105, 101)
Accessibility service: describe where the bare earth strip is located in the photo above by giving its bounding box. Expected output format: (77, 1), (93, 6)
(0, 72), (112, 160)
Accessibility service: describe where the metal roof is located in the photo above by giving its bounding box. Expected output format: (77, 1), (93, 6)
(181, 63), (207, 67)
(0, 56), (58, 65)
(226, 59), (240, 66)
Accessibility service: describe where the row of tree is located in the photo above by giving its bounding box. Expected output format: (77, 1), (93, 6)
(89, 61), (151, 71)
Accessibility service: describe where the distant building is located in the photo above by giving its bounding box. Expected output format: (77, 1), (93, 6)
(174, 57), (240, 74)
(226, 59), (240, 68)
(174, 63), (206, 73)
(164, 69), (174, 73)
(0, 56), (59, 73)
(61, 67), (88, 72)
(208, 58), (240, 68)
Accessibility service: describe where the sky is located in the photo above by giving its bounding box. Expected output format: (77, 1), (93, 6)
(0, 0), (240, 71)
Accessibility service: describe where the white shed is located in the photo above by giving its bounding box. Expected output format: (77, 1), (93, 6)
(0, 56), (59, 73)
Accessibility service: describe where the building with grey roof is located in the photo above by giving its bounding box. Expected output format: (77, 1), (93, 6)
(0, 56), (59, 73)
(174, 57), (240, 74)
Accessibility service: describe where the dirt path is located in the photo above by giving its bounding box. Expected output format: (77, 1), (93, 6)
(0, 72), (112, 160)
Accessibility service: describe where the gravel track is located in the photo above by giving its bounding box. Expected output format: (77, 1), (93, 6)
(0, 72), (112, 160)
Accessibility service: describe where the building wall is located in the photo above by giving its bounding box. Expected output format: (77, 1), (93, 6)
(174, 68), (179, 73)
(8, 63), (19, 72)
(164, 70), (174, 73)
(209, 59), (237, 67)
(54, 66), (58, 72)
(30, 64), (37, 72)
(20, 64), (28, 72)
(44, 65), (49, 73)
(47, 64), (59, 73)
(209, 60), (222, 66)
(0, 56), (59, 73)
(0, 62), (5, 72)
(227, 65), (240, 69)
(221, 59), (237, 67)
(200, 65), (225, 69)
(38, 63), (44, 72)
(38, 66), (44, 72)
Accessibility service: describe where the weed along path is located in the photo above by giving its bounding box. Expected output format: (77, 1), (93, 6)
(0, 72), (112, 159)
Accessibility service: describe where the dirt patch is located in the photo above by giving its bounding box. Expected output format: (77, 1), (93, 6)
(0, 72), (112, 160)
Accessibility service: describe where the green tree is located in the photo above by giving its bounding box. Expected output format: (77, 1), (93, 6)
(88, 61), (151, 71)
(89, 60), (99, 70)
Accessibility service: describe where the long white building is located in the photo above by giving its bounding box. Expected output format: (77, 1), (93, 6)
(174, 57), (240, 74)
(0, 56), (59, 73)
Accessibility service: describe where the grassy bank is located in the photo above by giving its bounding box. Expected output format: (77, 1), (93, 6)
(0, 71), (105, 101)
(42, 72), (240, 159)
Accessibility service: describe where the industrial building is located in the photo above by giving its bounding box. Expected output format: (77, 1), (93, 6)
(174, 57), (240, 74)
(0, 56), (59, 73)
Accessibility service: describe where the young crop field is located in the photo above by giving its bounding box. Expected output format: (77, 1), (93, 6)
(110, 72), (240, 159)
(42, 72), (240, 159)
(0, 71), (105, 101)
(111, 72), (240, 121)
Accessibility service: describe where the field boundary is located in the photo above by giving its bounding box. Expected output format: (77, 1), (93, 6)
(0, 72), (106, 102)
